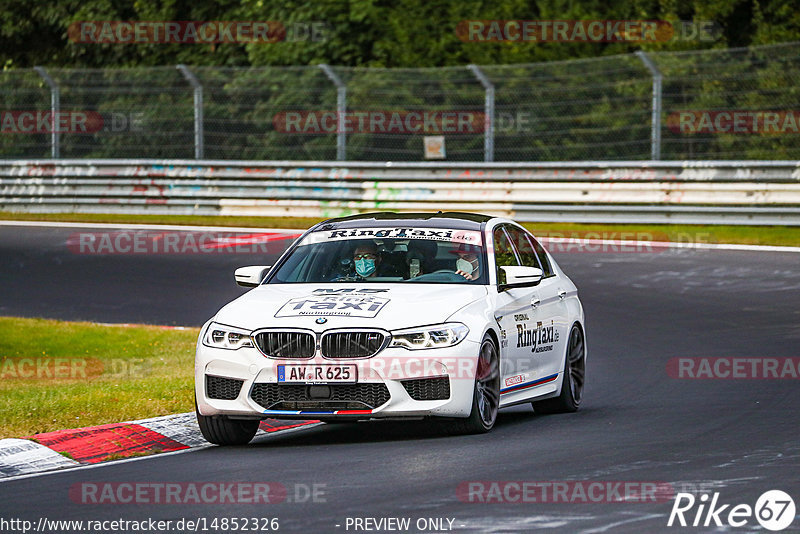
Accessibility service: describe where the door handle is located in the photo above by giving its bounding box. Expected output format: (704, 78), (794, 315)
(531, 296), (541, 308)
(558, 288), (567, 300)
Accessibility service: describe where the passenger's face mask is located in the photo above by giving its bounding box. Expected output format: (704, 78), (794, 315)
(355, 258), (377, 277)
(456, 257), (478, 275)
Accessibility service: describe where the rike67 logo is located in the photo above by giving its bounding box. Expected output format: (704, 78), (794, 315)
(668, 490), (795, 531)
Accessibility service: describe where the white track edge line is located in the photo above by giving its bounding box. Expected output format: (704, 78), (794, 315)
(2, 219), (800, 252)
(0, 220), (305, 233)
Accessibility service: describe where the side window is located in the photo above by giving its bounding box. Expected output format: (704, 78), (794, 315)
(493, 226), (519, 285)
(529, 235), (554, 277)
(505, 226), (542, 270)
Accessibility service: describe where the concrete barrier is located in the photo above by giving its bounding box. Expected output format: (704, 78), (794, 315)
(2, 160), (799, 225)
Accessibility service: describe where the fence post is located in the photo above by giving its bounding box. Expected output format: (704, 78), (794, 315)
(33, 66), (60, 158)
(467, 65), (495, 162)
(177, 65), (204, 159)
(318, 64), (346, 161)
(635, 51), (662, 160)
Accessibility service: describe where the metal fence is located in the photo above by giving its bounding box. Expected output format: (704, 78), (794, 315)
(2, 42), (800, 162)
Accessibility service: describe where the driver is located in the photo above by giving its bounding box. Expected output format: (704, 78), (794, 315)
(452, 243), (481, 281)
(353, 242), (382, 279)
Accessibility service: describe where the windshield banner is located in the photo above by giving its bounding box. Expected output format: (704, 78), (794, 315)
(301, 227), (482, 246)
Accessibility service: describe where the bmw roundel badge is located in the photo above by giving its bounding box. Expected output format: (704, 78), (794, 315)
(315, 317), (327, 324)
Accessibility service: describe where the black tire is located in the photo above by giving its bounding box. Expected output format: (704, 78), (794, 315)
(533, 323), (585, 414)
(196, 404), (259, 446)
(446, 333), (500, 434)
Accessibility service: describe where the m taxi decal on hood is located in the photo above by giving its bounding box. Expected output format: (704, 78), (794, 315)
(275, 294), (390, 318)
(313, 288), (389, 294)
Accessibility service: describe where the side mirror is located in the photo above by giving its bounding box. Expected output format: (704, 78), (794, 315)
(500, 266), (543, 288)
(234, 265), (272, 287)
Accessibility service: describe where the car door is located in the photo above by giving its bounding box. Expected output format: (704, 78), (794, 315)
(507, 226), (570, 382)
(492, 225), (544, 396)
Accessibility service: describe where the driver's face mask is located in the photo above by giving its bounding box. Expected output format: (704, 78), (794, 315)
(456, 256), (478, 275)
(355, 258), (377, 277)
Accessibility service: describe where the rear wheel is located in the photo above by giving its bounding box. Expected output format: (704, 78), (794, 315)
(196, 403), (259, 445)
(446, 333), (500, 434)
(533, 324), (585, 414)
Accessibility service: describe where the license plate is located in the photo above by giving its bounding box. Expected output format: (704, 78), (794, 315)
(277, 364), (357, 384)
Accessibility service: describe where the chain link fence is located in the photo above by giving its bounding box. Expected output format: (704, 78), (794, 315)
(1, 42), (799, 161)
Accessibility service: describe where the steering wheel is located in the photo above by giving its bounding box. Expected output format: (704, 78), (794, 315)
(410, 270), (467, 282)
(331, 274), (359, 282)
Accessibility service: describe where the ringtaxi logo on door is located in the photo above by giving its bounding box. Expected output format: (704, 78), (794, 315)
(668, 490), (795, 531)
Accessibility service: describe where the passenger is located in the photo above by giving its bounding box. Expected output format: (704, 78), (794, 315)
(353, 242), (381, 279)
(452, 243), (481, 281)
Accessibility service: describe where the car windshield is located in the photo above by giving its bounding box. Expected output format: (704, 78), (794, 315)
(267, 226), (487, 284)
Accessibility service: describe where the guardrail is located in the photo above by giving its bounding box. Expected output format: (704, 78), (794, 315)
(2, 160), (800, 225)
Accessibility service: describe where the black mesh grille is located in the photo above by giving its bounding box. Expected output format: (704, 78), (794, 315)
(251, 383), (390, 411)
(254, 331), (315, 358)
(321, 331), (387, 358)
(206, 375), (244, 400)
(401, 376), (451, 401)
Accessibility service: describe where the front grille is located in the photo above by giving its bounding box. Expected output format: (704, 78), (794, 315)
(254, 331), (315, 359)
(251, 383), (390, 411)
(206, 375), (244, 400)
(401, 376), (451, 401)
(321, 331), (387, 359)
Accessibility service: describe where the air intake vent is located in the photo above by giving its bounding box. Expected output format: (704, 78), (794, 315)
(401, 376), (450, 401)
(206, 375), (244, 400)
(251, 383), (390, 411)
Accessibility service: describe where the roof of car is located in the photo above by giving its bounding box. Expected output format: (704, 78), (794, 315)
(313, 211), (493, 231)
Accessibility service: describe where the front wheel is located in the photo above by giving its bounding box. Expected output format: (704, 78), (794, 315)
(533, 323), (585, 414)
(196, 403), (259, 445)
(446, 333), (500, 434)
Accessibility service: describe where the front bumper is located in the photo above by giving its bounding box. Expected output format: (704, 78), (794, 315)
(195, 340), (480, 420)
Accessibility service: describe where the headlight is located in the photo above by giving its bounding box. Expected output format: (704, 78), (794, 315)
(389, 323), (469, 350)
(203, 323), (254, 350)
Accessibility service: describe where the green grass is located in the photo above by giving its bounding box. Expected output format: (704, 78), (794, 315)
(2, 211), (800, 247)
(0, 317), (199, 439)
(0, 211), (318, 230)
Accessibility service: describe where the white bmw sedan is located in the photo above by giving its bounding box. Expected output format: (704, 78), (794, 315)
(195, 212), (586, 444)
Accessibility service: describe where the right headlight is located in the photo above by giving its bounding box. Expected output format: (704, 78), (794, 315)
(389, 323), (469, 350)
(202, 322), (254, 350)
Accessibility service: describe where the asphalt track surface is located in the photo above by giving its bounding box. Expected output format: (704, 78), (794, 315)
(1, 224), (799, 533)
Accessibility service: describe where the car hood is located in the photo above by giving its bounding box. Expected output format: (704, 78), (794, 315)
(213, 283), (488, 332)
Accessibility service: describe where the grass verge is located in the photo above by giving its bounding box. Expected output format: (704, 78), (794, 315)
(0, 317), (199, 439)
(2, 211), (800, 247)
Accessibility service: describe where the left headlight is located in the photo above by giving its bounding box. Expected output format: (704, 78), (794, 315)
(389, 323), (469, 350)
(202, 322), (254, 350)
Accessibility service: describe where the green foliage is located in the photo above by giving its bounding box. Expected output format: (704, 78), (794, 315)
(1, 0), (799, 68)
(1, 1), (799, 160)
